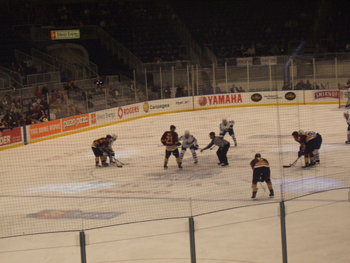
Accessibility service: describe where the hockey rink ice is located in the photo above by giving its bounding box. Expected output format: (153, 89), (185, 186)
(0, 104), (350, 263)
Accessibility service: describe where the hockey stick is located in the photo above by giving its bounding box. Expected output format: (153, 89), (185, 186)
(115, 159), (129, 165)
(283, 156), (301, 168)
(259, 181), (266, 192)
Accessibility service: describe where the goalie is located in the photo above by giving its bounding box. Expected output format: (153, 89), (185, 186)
(179, 130), (199, 164)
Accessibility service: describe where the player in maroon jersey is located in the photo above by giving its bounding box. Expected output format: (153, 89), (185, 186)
(91, 135), (112, 167)
(160, 125), (182, 169)
(292, 131), (316, 168)
(250, 153), (274, 199)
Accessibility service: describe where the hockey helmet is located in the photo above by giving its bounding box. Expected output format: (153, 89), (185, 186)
(209, 132), (215, 137)
(111, 134), (118, 140)
(106, 134), (112, 139)
(184, 130), (190, 137)
(170, 125), (176, 130)
(292, 131), (298, 136)
(255, 153), (261, 158)
(298, 130), (305, 135)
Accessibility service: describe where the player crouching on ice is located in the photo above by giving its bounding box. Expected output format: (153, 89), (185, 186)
(344, 111), (350, 144)
(201, 132), (230, 166)
(298, 130), (322, 164)
(292, 131), (316, 168)
(250, 153), (274, 199)
(219, 118), (237, 146)
(179, 130), (199, 164)
(104, 134), (119, 165)
(92, 135), (112, 167)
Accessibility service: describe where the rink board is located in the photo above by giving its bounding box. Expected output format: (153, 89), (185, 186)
(0, 90), (341, 150)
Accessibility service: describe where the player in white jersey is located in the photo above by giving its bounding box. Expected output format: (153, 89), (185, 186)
(346, 87), (350, 109)
(298, 130), (322, 163)
(219, 118), (237, 146)
(178, 130), (199, 164)
(104, 134), (118, 164)
(344, 112), (350, 144)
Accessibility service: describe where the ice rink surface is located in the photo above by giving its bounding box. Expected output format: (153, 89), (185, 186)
(0, 104), (350, 263)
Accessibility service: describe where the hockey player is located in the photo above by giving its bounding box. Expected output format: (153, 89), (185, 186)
(179, 130), (199, 164)
(344, 111), (350, 144)
(219, 118), (237, 146)
(104, 134), (118, 164)
(200, 132), (230, 166)
(92, 135), (112, 167)
(161, 125), (182, 169)
(250, 153), (274, 199)
(298, 130), (322, 164)
(292, 131), (316, 168)
(345, 81), (350, 108)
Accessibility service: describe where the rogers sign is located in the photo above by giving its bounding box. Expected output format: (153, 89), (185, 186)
(199, 94), (242, 106)
(118, 106), (139, 119)
(62, 114), (90, 131)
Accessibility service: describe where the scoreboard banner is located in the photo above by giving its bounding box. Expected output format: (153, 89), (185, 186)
(50, 30), (80, 40)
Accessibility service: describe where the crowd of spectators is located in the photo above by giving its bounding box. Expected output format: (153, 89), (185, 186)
(0, 87), (48, 130)
(282, 80), (320, 90)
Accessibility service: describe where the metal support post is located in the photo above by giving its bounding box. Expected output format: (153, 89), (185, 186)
(79, 231), (87, 263)
(189, 217), (197, 263)
(280, 201), (288, 263)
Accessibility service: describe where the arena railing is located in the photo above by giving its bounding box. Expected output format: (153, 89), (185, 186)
(14, 49), (60, 74)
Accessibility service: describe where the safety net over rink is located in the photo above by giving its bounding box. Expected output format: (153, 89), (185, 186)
(0, 90), (349, 238)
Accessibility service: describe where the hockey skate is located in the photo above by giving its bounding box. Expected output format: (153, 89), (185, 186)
(96, 163), (101, 167)
(217, 163), (222, 165)
(234, 142), (237, 147)
(346, 141), (350, 144)
(315, 160), (320, 164)
(178, 163), (183, 170)
(102, 162), (109, 167)
(251, 192), (257, 199)
(164, 163), (168, 170)
(269, 189), (274, 198)
(302, 163), (310, 169)
(194, 160), (198, 165)
(221, 163), (228, 167)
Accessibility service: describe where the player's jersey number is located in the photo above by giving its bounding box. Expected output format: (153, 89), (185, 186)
(166, 135), (173, 145)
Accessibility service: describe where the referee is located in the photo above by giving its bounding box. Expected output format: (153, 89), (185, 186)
(201, 132), (230, 166)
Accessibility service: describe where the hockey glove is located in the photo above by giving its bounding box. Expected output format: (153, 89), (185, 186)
(177, 142), (182, 146)
(298, 151), (304, 157)
(162, 141), (166, 145)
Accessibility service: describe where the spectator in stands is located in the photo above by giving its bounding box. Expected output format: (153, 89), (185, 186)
(148, 86), (158, 101)
(215, 85), (222, 94)
(282, 83), (292, 90)
(2, 110), (13, 129)
(346, 41), (350, 52)
(206, 84), (213, 94)
(164, 82), (171, 98)
(65, 81), (73, 94)
(94, 76), (104, 93)
(305, 80), (311, 90)
(41, 84), (49, 98)
(175, 85), (184, 97)
(61, 72), (69, 82)
(35, 85), (42, 98)
(5, 91), (12, 104)
(238, 87), (245, 92)
(71, 81), (80, 91)
(245, 45), (255, 56)
(230, 84), (239, 93)
(40, 96), (49, 119)
(270, 45), (280, 55)
(56, 90), (64, 103)
(295, 80), (305, 90)
(9, 103), (17, 115)
(1, 97), (9, 111)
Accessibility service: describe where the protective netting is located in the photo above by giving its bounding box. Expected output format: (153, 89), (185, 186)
(0, 99), (349, 238)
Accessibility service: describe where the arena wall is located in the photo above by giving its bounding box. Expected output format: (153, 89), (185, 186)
(0, 90), (341, 150)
